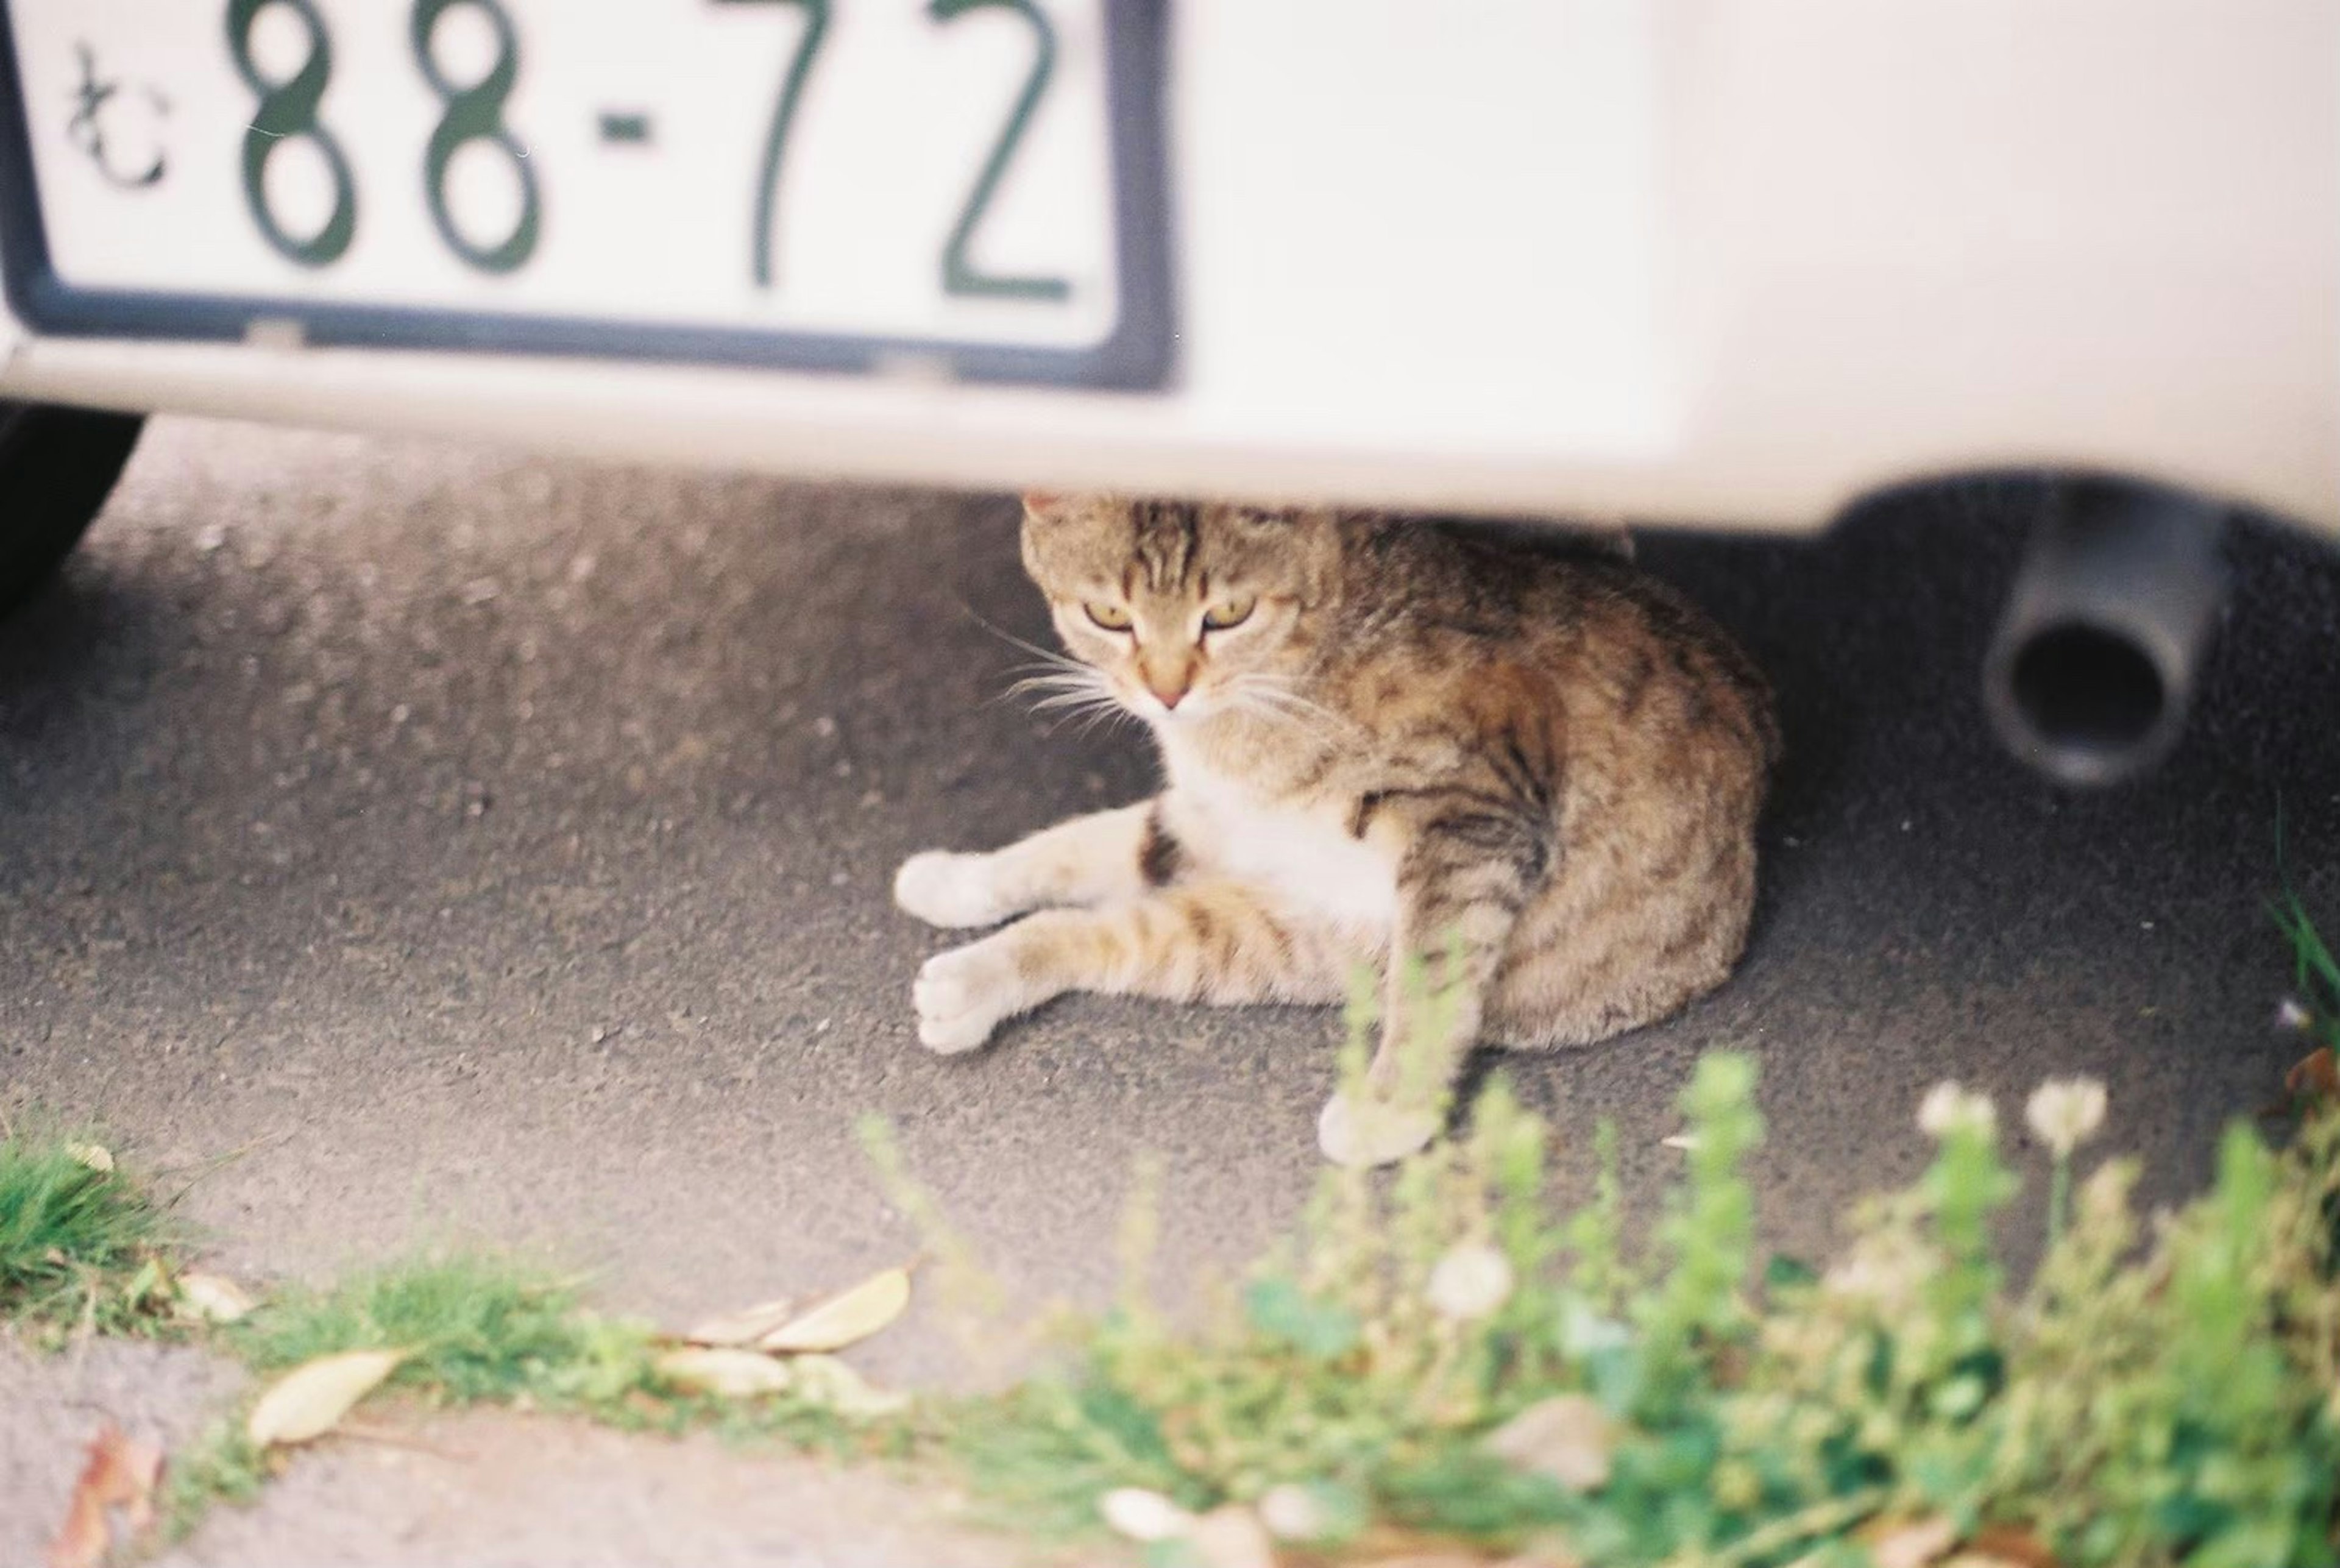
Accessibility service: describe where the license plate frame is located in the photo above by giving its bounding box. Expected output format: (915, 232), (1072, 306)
(0, 0), (1174, 389)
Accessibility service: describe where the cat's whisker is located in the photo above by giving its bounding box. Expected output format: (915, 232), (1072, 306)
(999, 660), (1092, 686)
(1030, 690), (1120, 717)
(1007, 672), (1104, 702)
(1224, 677), (1353, 744)
(1016, 672), (1113, 703)
(954, 603), (1125, 714)
(957, 608), (1087, 673)
(987, 683), (1095, 720)
(1005, 673), (1133, 730)
(1002, 656), (1118, 723)
(1003, 648), (1092, 674)
(1046, 694), (1143, 742)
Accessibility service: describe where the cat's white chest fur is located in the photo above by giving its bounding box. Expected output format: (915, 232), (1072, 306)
(1160, 737), (1397, 940)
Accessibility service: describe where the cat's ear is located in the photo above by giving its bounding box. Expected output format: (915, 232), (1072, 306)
(1021, 490), (1070, 522)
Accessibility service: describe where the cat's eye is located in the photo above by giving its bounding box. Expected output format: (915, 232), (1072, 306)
(1083, 601), (1133, 632)
(1201, 595), (1256, 631)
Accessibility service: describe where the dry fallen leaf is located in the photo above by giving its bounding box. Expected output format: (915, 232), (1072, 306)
(757, 1265), (912, 1353)
(1190, 1505), (1277, 1568)
(787, 1353), (911, 1418)
(654, 1347), (796, 1399)
(1861, 1514), (1961, 1568)
(46, 1424), (163, 1568)
(176, 1272), (257, 1324)
(65, 1142), (114, 1174)
(681, 1295), (799, 1348)
(1484, 1394), (1614, 1491)
(46, 1488), (107, 1568)
(2288, 1046), (2339, 1107)
(247, 1349), (407, 1448)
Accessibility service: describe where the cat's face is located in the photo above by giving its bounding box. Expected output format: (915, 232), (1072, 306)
(1020, 494), (1337, 727)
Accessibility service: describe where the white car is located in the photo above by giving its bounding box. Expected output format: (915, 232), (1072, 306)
(0, 0), (2330, 779)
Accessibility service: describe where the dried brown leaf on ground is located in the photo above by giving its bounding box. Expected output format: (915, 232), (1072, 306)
(680, 1294), (799, 1347)
(785, 1353), (910, 1417)
(1482, 1394), (1614, 1491)
(247, 1349), (408, 1448)
(757, 1265), (912, 1353)
(654, 1346), (797, 1398)
(2287, 1045), (2339, 1108)
(46, 1424), (163, 1568)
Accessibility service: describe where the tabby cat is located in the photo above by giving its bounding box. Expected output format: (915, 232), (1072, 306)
(895, 495), (1779, 1166)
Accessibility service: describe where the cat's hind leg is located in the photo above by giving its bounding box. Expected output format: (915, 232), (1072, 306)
(895, 800), (1182, 929)
(912, 879), (1349, 1052)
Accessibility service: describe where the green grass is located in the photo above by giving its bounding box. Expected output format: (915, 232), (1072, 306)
(2276, 889), (2340, 1052)
(231, 1253), (656, 1408)
(911, 938), (2340, 1568)
(158, 1419), (270, 1542)
(926, 1063), (2340, 1566)
(14, 902), (2340, 1567)
(226, 1247), (896, 1450)
(0, 1123), (185, 1341)
(143, 1248), (901, 1539)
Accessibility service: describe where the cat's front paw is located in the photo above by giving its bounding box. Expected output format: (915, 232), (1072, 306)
(894, 851), (1016, 929)
(1317, 1090), (1441, 1168)
(913, 938), (1026, 1054)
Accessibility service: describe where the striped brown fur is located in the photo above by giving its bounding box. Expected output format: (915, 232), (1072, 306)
(893, 497), (1778, 1166)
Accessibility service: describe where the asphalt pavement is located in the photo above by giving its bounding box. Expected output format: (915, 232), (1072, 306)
(3, 419), (2336, 1564)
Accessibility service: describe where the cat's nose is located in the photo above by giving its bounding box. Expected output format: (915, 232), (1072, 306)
(1141, 656), (1195, 710)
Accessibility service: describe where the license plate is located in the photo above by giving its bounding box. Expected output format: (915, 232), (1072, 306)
(0, 0), (1171, 386)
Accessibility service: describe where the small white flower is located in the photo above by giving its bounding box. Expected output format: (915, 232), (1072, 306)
(1822, 1230), (1930, 1311)
(2024, 1077), (2108, 1157)
(65, 1141), (114, 1173)
(1257, 1483), (1326, 1541)
(1099, 1488), (1193, 1543)
(1426, 1242), (1514, 1321)
(2277, 998), (2316, 1033)
(1917, 1082), (1996, 1140)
